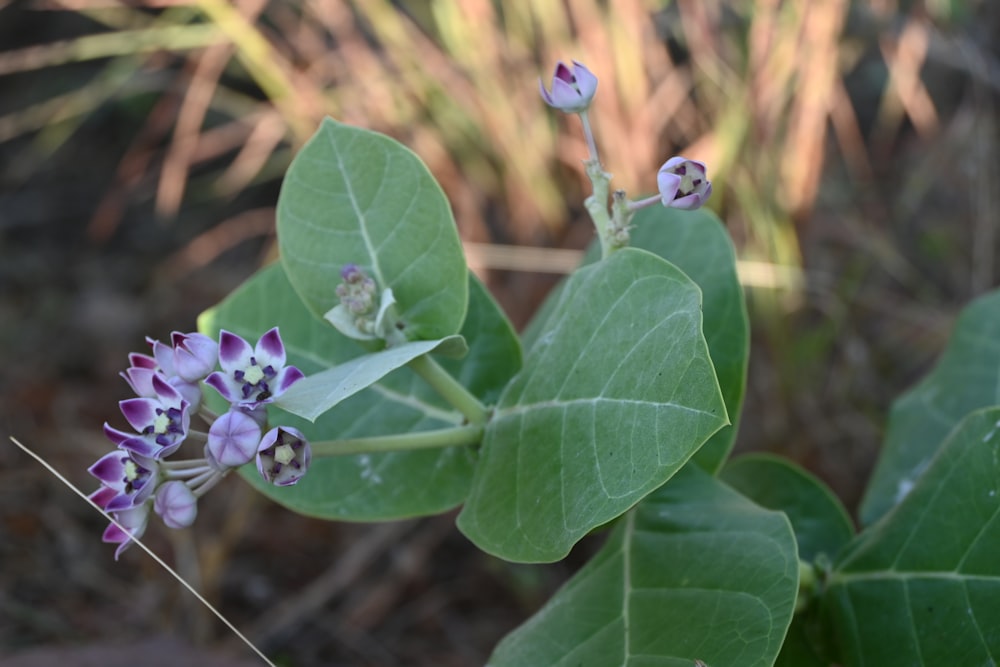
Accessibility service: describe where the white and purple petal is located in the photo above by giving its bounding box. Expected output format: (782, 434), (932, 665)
(217, 330), (254, 373)
(254, 327), (287, 370)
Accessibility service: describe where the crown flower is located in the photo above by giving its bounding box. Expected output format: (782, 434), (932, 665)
(657, 157), (713, 210)
(206, 328), (304, 410)
(539, 60), (598, 113)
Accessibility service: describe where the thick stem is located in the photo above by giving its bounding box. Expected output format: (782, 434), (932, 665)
(311, 423), (484, 457)
(408, 354), (489, 425)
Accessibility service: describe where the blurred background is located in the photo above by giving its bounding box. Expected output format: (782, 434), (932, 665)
(1, 0), (997, 664)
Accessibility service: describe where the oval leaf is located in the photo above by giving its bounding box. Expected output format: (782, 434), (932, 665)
(277, 117), (468, 340)
(488, 465), (798, 667)
(860, 289), (1000, 525)
(523, 207), (748, 473)
(199, 263), (521, 520)
(827, 407), (1000, 666)
(721, 453), (853, 562)
(458, 248), (728, 562)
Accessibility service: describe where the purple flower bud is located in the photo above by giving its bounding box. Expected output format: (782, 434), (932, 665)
(170, 332), (219, 383)
(336, 264), (378, 315)
(657, 157), (713, 210)
(539, 60), (598, 113)
(207, 409), (262, 467)
(154, 481), (198, 529)
(116, 373), (191, 459)
(256, 426), (311, 486)
(88, 449), (160, 512)
(206, 328), (304, 410)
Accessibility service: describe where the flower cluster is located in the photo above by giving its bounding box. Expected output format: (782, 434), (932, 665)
(325, 264), (399, 342)
(89, 328), (308, 558)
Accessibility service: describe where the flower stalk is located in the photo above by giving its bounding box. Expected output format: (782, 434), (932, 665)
(407, 354), (489, 426)
(311, 423), (484, 458)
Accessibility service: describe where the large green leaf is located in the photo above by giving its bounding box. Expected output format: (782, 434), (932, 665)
(199, 263), (521, 520)
(860, 289), (1000, 525)
(523, 208), (748, 472)
(721, 454), (855, 667)
(826, 407), (1000, 666)
(488, 465), (798, 667)
(720, 454), (853, 563)
(629, 208), (748, 471)
(458, 248), (728, 562)
(276, 117), (468, 340)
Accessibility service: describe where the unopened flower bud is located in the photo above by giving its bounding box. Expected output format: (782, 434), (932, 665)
(171, 332), (219, 383)
(154, 481), (198, 529)
(657, 157), (712, 210)
(207, 409), (262, 467)
(539, 60), (598, 113)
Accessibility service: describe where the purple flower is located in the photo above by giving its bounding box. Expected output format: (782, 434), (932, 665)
(256, 426), (311, 486)
(170, 332), (219, 383)
(101, 503), (151, 560)
(657, 157), (713, 210)
(207, 409), (262, 467)
(88, 449), (160, 512)
(206, 328), (304, 410)
(539, 60), (598, 113)
(109, 373), (191, 459)
(121, 341), (203, 409)
(154, 481), (198, 529)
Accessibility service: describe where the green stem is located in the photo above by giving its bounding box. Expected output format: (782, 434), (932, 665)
(311, 423), (483, 457)
(407, 354), (489, 425)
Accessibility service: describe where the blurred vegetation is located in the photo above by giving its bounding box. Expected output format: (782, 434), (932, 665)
(1, 0), (999, 663)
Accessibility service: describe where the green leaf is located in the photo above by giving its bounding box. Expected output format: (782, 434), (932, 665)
(523, 207), (749, 473)
(629, 208), (749, 472)
(487, 465), (799, 667)
(275, 336), (467, 422)
(199, 263), (521, 520)
(860, 289), (1000, 525)
(458, 248), (728, 562)
(277, 117), (468, 340)
(722, 455), (854, 667)
(826, 407), (1000, 667)
(720, 454), (853, 562)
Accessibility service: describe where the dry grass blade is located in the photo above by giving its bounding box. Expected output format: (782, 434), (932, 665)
(0, 24), (226, 76)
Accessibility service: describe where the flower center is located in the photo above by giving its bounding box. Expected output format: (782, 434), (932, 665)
(274, 443), (296, 466)
(243, 364), (265, 386)
(122, 456), (150, 494)
(152, 411), (171, 435)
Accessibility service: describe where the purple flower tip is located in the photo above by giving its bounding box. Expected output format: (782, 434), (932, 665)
(539, 60), (598, 113)
(657, 157), (712, 210)
(256, 426), (311, 486)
